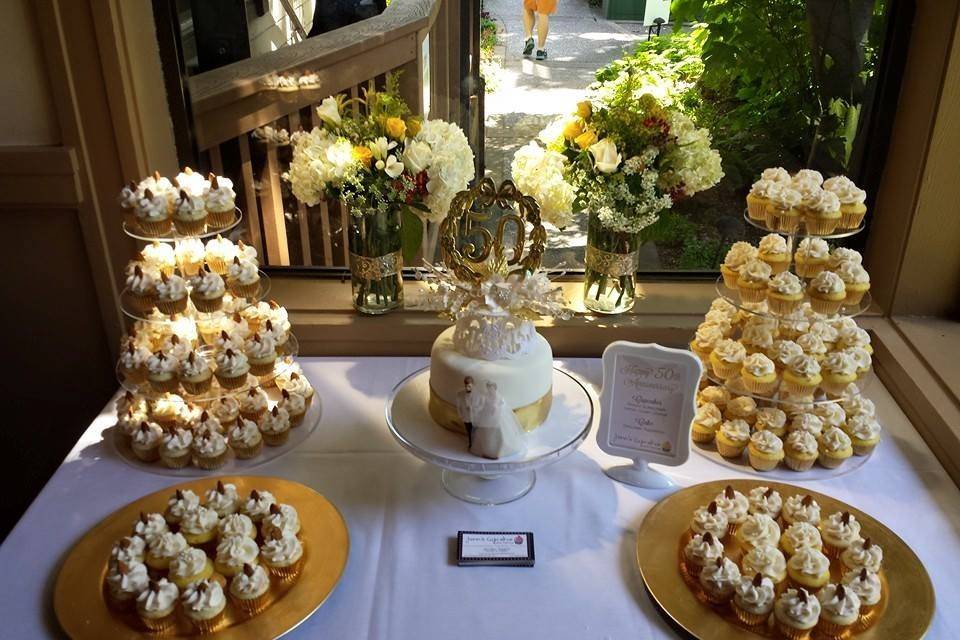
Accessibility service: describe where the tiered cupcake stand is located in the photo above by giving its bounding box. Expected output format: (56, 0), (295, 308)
(111, 209), (321, 476)
(692, 213), (875, 479)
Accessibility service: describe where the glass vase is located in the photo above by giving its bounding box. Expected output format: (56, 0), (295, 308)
(582, 212), (640, 314)
(348, 207), (404, 314)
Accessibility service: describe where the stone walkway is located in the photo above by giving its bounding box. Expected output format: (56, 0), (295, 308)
(480, 0), (650, 266)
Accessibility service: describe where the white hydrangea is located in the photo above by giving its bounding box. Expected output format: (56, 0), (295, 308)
(415, 120), (475, 223)
(284, 128), (359, 206)
(510, 142), (576, 228)
(659, 111), (723, 196)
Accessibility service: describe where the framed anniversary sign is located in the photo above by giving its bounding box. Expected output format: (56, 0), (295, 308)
(597, 341), (703, 488)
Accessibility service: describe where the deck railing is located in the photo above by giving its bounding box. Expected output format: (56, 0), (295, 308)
(186, 0), (474, 268)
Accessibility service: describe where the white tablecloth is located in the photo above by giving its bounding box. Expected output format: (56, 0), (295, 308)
(2, 358), (958, 639)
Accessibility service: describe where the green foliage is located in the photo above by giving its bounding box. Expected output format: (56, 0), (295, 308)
(399, 208), (424, 264)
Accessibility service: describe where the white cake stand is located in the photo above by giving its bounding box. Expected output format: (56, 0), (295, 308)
(385, 366), (595, 505)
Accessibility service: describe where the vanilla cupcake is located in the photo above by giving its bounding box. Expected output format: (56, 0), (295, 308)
(279, 389), (307, 426)
(168, 547), (214, 589)
(159, 427), (193, 469)
(173, 189), (208, 235)
(145, 531), (188, 571)
(724, 396), (757, 425)
(131, 422), (164, 462)
(261, 503), (301, 540)
(214, 348), (250, 390)
(781, 522), (823, 556)
(800, 188), (841, 234)
(174, 166), (209, 196)
(836, 261), (871, 305)
(228, 257), (261, 298)
(117, 407), (149, 443)
(136, 579), (179, 632)
(807, 271), (846, 315)
(790, 413), (824, 438)
(230, 563), (271, 616)
(134, 512), (169, 545)
(204, 235), (236, 274)
(784, 430), (820, 471)
(193, 430), (229, 470)
(820, 352), (858, 397)
(218, 513), (257, 541)
(260, 530), (304, 580)
(682, 532), (724, 579)
(786, 546), (831, 592)
(774, 588), (821, 640)
(842, 389), (876, 419)
(191, 410), (222, 437)
(796, 333), (827, 362)
(245, 333), (278, 376)
(769, 340), (803, 372)
(150, 393), (187, 428)
(716, 420), (751, 459)
(754, 408), (787, 437)
(212, 395), (241, 424)
(135, 188), (173, 236)
(814, 403), (846, 429)
(820, 511), (862, 559)
(229, 417), (264, 459)
(721, 242), (759, 288)
(844, 414), (881, 456)
(755, 234), (789, 273)
(125, 265), (158, 314)
(214, 534), (260, 577)
(762, 167), (793, 184)
(204, 174), (237, 228)
(844, 346), (873, 376)
(279, 372), (314, 407)
(698, 556), (742, 606)
(748, 430), (785, 471)
(816, 583), (861, 638)
(736, 259), (772, 303)
(155, 272), (189, 316)
(747, 487), (782, 520)
(110, 536), (147, 570)
(190, 265), (227, 312)
(818, 426), (853, 469)
(747, 178), (779, 220)
(690, 501), (729, 540)
(182, 579), (227, 634)
(742, 544), (787, 584)
(825, 176), (867, 229)
(828, 246), (863, 271)
(712, 485), (748, 533)
(119, 343), (151, 385)
(782, 494), (822, 527)
(690, 323), (724, 361)
(736, 513), (781, 551)
(105, 560), (149, 611)
(179, 505), (220, 546)
(146, 351), (179, 393)
(259, 406), (291, 446)
(766, 271), (803, 314)
(175, 238), (206, 276)
(691, 402), (722, 444)
(794, 238), (830, 278)
(782, 354), (822, 396)
(740, 353), (778, 395)
(242, 490), (277, 524)
(205, 481), (240, 518)
(698, 385), (731, 410)
(733, 573), (776, 626)
(180, 351), (213, 395)
(842, 568), (882, 628)
(740, 323), (776, 355)
(765, 187), (803, 233)
(840, 536), (882, 574)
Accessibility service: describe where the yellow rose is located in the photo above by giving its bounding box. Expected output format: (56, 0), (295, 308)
(562, 119), (584, 140)
(385, 117), (407, 140)
(352, 145), (373, 168)
(576, 101), (592, 120)
(406, 117), (422, 137)
(575, 129), (598, 150)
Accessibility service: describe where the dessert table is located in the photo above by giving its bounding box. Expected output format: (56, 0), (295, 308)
(2, 357), (958, 639)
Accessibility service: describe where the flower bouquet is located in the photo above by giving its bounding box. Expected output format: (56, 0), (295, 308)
(285, 74), (474, 313)
(512, 78), (722, 313)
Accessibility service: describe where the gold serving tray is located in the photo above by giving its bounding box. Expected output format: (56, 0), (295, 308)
(54, 476), (349, 639)
(636, 479), (934, 639)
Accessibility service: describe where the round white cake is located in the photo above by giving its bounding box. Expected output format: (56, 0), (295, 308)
(429, 322), (553, 434)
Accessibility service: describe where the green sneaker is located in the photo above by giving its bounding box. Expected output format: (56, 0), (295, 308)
(523, 37), (535, 56)
(535, 49), (547, 61)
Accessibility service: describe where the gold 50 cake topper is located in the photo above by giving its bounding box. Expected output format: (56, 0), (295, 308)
(439, 177), (546, 284)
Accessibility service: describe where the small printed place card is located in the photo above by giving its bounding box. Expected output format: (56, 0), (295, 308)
(457, 531), (535, 567)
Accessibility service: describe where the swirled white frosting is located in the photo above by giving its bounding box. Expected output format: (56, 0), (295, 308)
(107, 560), (149, 598)
(775, 589), (821, 627)
(796, 237), (830, 260)
(786, 354), (821, 378)
(768, 271), (803, 296)
(836, 261), (870, 285)
(759, 233), (788, 255)
(161, 428), (192, 456)
(818, 583), (861, 621)
(279, 389), (306, 416)
(175, 238), (205, 264)
(691, 502), (729, 537)
(126, 267), (155, 295)
(788, 547), (830, 577)
(709, 297), (738, 318)
(842, 568), (882, 605)
(205, 483), (239, 517)
(829, 247), (863, 270)
(693, 324), (723, 350)
(719, 420), (751, 445)
(175, 191), (206, 220)
(714, 487), (750, 522)
(137, 578), (179, 613)
(148, 531), (188, 559)
(165, 490), (199, 521)
(796, 333), (826, 357)
(219, 513), (256, 539)
(699, 386), (730, 407)
(205, 175), (236, 211)
(147, 352), (178, 376)
(179, 505), (219, 536)
(261, 532), (303, 565)
(724, 242), (759, 268)
(820, 426), (853, 454)
(823, 175), (855, 192)
(190, 268), (226, 298)
(770, 341), (802, 368)
(119, 182), (140, 209)
(230, 418), (263, 447)
(174, 168), (209, 196)
(770, 187), (802, 210)
(726, 396), (757, 418)
(228, 258), (259, 285)
(243, 491), (277, 521)
(110, 536), (146, 567)
(193, 431), (228, 457)
(169, 547), (208, 580)
(814, 402), (846, 428)
(205, 235), (236, 263)
(823, 352), (857, 377)
(240, 387), (269, 413)
(793, 169), (824, 186)
(212, 396), (240, 423)
(748, 487), (782, 518)
(700, 556), (741, 593)
(216, 535), (259, 570)
(193, 412), (223, 436)
(135, 190), (169, 221)
(750, 430), (784, 455)
(783, 495), (821, 524)
(280, 373), (314, 399)
(215, 349), (249, 377)
(182, 579), (226, 613)
(821, 511), (862, 546)
(739, 513), (782, 547)
(742, 544), (786, 580)
(761, 167), (792, 183)
(684, 532), (724, 564)
(180, 351), (211, 380)
(791, 413), (824, 437)
(846, 414), (882, 442)
(786, 430), (819, 456)
(734, 574), (776, 614)
(841, 537), (883, 572)
(694, 403), (722, 428)
(246, 333), (277, 360)
(134, 513), (169, 543)
(842, 393), (876, 418)
(828, 180), (867, 205)
(844, 346), (873, 372)
(802, 188), (840, 214)
(260, 406), (290, 434)
(132, 422), (163, 448)
(783, 522), (822, 551)
(713, 339), (746, 363)
(810, 270), (846, 295)
(262, 504), (300, 538)
(231, 564), (270, 598)
(739, 259), (772, 284)
(743, 353), (775, 378)
(755, 408), (786, 433)
(741, 324), (775, 350)
(120, 344), (150, 370)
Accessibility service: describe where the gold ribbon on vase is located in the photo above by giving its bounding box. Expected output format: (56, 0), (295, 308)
(585, 244), (639, 278)
(349, 251), (402, 281)
(428, 386), (553, 434)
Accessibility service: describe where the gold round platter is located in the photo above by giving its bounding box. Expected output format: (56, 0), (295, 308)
(636, 479), (934, 639)
(54, 476), (349, 639)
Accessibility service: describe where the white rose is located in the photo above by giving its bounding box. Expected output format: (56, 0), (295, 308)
(589, 138), (621, 174)
(383, 155), (405, 179)
(402, 140), (433, 173)
(316, 97), (341, 127)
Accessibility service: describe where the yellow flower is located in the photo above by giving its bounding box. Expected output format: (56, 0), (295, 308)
(574, 129), (598, 150)
(352, 145), (373, 168)
(385, 117), (407, 140)
(562, 118), (584, 141)
(576, 101), (592, 121)
(406, 117), (422, 137)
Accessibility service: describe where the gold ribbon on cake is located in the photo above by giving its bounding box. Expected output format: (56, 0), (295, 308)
(428, 386), (553, 434)
(584, 244), (639, 278)
(349, 251), (402, 281)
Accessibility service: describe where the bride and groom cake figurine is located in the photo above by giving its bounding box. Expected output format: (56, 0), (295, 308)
(456, 376), (526, 459)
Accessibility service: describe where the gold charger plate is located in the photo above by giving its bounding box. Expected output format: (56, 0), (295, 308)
(54, 476), (349, 639)
(636, 479), (934, 639)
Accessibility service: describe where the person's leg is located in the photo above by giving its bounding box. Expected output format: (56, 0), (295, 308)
(536, 12), (549, 48)
(522, 6), (536, 55)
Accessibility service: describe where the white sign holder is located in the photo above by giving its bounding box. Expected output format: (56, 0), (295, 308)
(596, 341), (703, 489)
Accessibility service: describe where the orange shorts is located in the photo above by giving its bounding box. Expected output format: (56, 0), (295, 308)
(524, 0), (557, 15)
